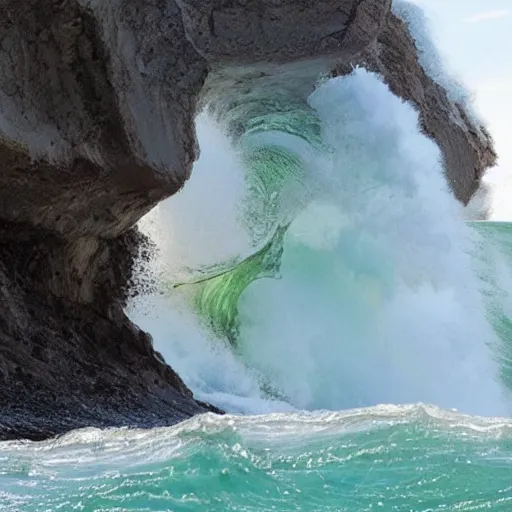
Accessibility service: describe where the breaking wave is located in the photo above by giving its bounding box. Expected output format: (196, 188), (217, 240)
(128, 69), (510, 418)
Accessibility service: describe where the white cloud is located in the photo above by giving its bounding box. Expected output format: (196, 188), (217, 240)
(464, 9), (510, 24)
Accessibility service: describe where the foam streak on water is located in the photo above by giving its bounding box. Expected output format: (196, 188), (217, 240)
(1, 406), (512, 511)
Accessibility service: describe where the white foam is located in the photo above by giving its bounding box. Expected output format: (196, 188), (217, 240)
(237, 70), (507, 416)
(128, 70), (509, 418)
(392, 1), (475, 109)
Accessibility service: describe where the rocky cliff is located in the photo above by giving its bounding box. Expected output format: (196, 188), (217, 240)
(0, 0), (496, 440)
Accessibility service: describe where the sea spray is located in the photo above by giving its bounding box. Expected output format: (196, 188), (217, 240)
(128, 70), (509, 417)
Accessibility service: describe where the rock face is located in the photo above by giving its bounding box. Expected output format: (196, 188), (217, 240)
(0, 223), (222, 441)
(0, 0), (496, 440)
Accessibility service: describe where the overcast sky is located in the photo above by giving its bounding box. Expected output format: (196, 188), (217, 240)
(409, 0), (512, 219)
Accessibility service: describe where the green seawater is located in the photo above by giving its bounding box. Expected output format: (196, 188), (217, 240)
(1, 406), (512, 511)
(187, 224), (288, 344)
(471, 222), (512, 387)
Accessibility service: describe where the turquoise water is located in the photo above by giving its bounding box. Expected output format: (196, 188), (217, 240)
(2, 407), (512, 511)
(3, 48), (512, 512)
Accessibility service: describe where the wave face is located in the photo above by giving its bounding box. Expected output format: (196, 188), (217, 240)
(2, 407), (512, 511)
(128, 69), (510, 418)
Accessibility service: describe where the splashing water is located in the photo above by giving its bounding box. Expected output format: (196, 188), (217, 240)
(392, 0), (475, 109)
(129, 69), (509, 418)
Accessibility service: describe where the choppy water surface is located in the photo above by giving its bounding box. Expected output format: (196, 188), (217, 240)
(1, 407), (512, 511)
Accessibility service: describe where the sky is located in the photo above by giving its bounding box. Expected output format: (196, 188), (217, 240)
(409, 0), (512, 219)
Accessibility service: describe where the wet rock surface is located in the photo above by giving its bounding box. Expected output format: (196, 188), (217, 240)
(0, 0), (496, 439)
